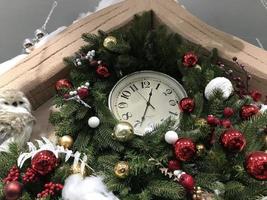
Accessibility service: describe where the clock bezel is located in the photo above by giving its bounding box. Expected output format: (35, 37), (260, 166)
(108, 70), (187, 134)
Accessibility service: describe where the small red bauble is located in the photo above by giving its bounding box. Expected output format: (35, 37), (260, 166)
(182, 52), (198, 67)
(31, 150), (58, 175)
(77, 88), (89, 99)
(220, 130), (246, 152)
(240, 105), (259, 120)
(168, 160), (181, 171)
(223, 107), (234, 118)
(55, 79), (73, 94)
(4, 181), (22, 200)
(207, 115), (220, 126)
(174, 138), (196, 161)
(179, 173), (195, 191)
(250, 90), (262, 102)
(179, 98), (195, 113)
(96, 64), (111, 78)
(245, 151), (267, 180)
(221, 119), (232, 128)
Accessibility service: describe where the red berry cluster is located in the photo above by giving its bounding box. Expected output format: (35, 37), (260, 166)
(37, 182), (64, 198)
(22, 168), (39, 183)
(3, 166), (20, 184)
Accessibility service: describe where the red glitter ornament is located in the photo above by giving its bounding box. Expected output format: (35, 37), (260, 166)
(250, 90), (262, 102)
(168, 160), (181, 171)
(240, 105), (259, 120)
(220, 130), (246, 152)
(207, 115), (220, 126)
(245, 151), (267, 180)
(179, 173), (195, 191)
(179, 98), (195, 113)
(223, 107), (234, 118)
(221, 119), (232, 128)
(31, 150), (58, 175)
(4, 181), (22, 200)
(3, 166), (20, 184)
(77, 87), (89, 99)
(96, 64), (111, 78)
(174, 138), (196, 161)
(182, 52), (198, 67)
(55, 79), (73, 94)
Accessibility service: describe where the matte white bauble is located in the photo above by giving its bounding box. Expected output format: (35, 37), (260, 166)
(164, 131), (179, 144)
(204, 77), (233, 100)
(88, 116), (100, 128)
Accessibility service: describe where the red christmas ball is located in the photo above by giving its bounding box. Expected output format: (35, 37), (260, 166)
(245, 151), (267, 180)
(77, 88), (89, 99)
(250, 90), (262, 102)
(168, 160), (181, 171)
(31, 150), (58, 175)
(220, 130), (246, 152)
(221, 119), (232, 128)
(4, 181), (22, 200)
(55, 79), (73, 94)
(96, 64), (111, 78)
(174, 138), (196, 161)
(224, 107), (234, 118)
(179, 98), (195, 113)
(240, 105), (259, 120)
(182, 52), (198, 67)
(207, 115), (220, 126)
(179, 173), (195, 191)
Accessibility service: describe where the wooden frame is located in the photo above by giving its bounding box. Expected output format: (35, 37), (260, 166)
(1, 0), (267, 109)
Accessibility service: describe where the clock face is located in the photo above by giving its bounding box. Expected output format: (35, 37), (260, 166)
(108, 71), (187, 136)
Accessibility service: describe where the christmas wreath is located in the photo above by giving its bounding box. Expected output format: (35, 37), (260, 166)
(0, 12), (267, 200)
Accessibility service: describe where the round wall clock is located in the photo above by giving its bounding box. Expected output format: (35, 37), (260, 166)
(108, 71), (187, 136)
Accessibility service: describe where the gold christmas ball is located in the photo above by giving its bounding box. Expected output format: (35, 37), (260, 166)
(59, 135), (74, 149)
(114, 161), (130, 179)
(195, 118), (208, 128)
(196, 144), (206, 156)
(103, 36), (117, 50)
(264, 135), (267, 145)
(71, 163), (91, 177)
(112, 121), (134, 142)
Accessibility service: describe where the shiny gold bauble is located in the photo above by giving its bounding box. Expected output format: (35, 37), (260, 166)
(103, 36), (117, 50)
(195, 118), (208, 128)
(114, 161), (130, 179)
(59, 135), (74, 149)
(264, 135), (267, 145)
(112, 121), (134, 142)
(192, 187), (215, 200)
(196, 143), (206, 156)
(71, 163), (91, 177)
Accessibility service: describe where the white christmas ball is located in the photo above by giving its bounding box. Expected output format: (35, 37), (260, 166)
(164, 131), (178, 144)
(88, 116), (100, 128)
(204, 77), (233, 100)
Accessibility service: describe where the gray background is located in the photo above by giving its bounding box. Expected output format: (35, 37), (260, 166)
(0, 0), (267, 63)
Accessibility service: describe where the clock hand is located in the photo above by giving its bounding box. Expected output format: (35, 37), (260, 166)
(136, 90), (155, 110)
(140, 89), (153, 125)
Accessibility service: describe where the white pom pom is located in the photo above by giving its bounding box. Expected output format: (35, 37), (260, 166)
(260, 104), (267, 113)
(204, 77), (233, 100)
(85, 82), (90, 87)
(88, 116), (100, 128)
(164, 131), (178, 144)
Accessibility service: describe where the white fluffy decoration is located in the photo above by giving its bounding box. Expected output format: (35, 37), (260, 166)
(62, 174), (119, 200)
(204, 77), (233, 100)
(164, 130), (178, 144)
(260, 104), (267, 113)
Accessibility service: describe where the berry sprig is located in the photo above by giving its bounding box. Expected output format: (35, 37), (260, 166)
(37, 182), (64, 198)
(3, 165), (20, 184)
(22, 167), (39, 183)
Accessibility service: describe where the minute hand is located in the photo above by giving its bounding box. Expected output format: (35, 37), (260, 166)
(141, 89), (153, 124)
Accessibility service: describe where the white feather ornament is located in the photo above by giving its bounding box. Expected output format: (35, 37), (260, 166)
(62, 174), (119, 200)
(204, 77), (233, 100)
